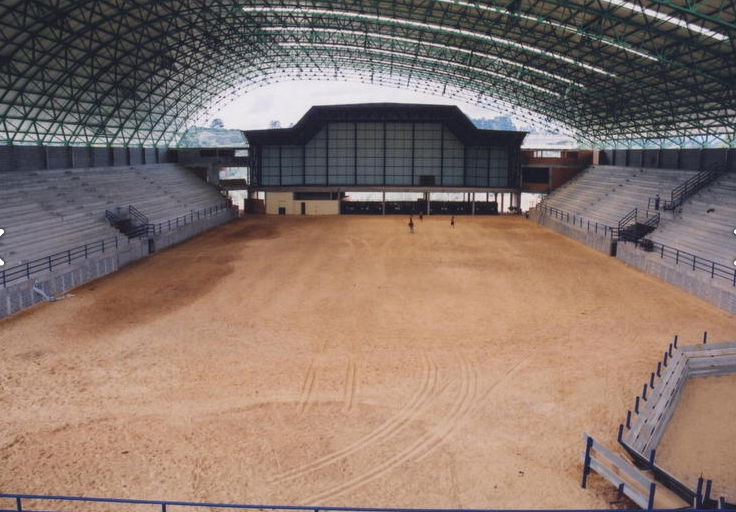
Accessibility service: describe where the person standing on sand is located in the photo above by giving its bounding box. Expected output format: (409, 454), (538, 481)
(450, 215), (455, 228)
(408, 216), (414, 234)
(419, 211), (423, 221)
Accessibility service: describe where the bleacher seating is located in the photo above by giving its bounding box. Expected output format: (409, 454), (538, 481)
(544, 165), (699, 227)
(648, 173), (736, 266)
(0, 164), (226, 267)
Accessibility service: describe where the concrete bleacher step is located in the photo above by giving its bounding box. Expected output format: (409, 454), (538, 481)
(0, 164), (227, 268)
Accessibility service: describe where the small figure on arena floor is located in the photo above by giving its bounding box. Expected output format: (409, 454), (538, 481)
(408, 216), (414, 234)
(419, 212), (423, 221)
(450, 215), (455, 228)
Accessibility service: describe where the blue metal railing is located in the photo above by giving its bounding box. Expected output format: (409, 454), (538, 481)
(621, 238), (736, 286)
(617, 208), (637, 231)
(0, 202), (233, 288)
(128, 205), (149, 225)
(0, 492), (695, 512)
(535, 204), (618, 238)
(0, 236), (120, 288)
(662, 162), (727, 211)
(146, 202), (232, 236)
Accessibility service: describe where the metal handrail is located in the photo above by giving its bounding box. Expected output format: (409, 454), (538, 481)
(0, 236), (119, 288)
(0, 492), (672, 512)
(128, 204), (149, 225)
(535, 204), (618, 238)
(623, 238), (736, 287)
(1, 202), (233, 288)
(618, 207), (637, 230)
(139, 202), (232, 237)
(663, 162), (727, 210)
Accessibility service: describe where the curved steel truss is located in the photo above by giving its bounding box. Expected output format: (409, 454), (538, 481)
(0, 0), (733, 148)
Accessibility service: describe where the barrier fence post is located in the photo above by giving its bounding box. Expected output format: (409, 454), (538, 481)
(705, 479), (713, 503)
(696, 477), (704, 508)
(48, 256), (52, 271)
(581, 436), (594, 488)
(647, 482), (657, 510)
(15, 497), (22, 512)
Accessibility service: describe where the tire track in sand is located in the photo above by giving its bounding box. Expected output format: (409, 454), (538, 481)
(300, 355), (477, 504)
(269, 354), (439, 484)
(297, 359), (317, 415)
(342, 358), (358, 413)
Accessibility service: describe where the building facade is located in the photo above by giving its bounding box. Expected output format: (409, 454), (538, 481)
(244, 104), (526, 190)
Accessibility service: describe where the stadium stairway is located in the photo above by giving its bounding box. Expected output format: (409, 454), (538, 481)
(0, 164), (228, 268)
(542, 165), (699, 228)
(647, 172), (736, 267)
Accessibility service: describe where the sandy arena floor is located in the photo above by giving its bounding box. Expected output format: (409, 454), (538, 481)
(657, 373), (736, 501)
(0, 215), (735, 509)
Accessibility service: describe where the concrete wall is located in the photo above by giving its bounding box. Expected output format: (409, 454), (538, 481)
(530, 208), (736, 314)
(265, 192), (340, 215)
(616, 242), (736, 314)
(0, 207), (237, 320)
(529, 208), (614, 255)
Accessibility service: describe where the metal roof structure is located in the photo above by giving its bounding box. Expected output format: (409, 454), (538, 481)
(0, 0), (733, 148)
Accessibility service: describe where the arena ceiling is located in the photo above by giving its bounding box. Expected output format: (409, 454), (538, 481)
(0, 0), (733, 148)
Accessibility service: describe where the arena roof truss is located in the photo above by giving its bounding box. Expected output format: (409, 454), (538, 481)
(0, 0), (733, 148)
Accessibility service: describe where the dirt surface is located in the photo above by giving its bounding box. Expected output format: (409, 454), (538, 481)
(656, 374), (736, 501)
(1, 215), (735, 509)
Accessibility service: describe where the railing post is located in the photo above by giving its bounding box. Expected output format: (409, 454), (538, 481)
(161, 503), (167, 512)
(675, 249), (679, 265)
(16, 497), (22, 512)
(85, 245), (88, 259)
(48, 256), (52, 271)
(581, 436), (594, 488)
(102, 240), (105, 253)
(26, 262), (30, 280)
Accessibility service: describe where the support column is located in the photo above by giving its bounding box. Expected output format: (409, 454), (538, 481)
(471, 193), (476, 216)
(207, 164), (220, 186)
(382, 191), (386, 215)
(501, 193), (505, 213)
(426, 191), (430, 215)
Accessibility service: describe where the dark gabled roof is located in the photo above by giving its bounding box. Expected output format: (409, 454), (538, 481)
(243, 103), (527, 147)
